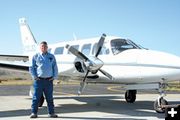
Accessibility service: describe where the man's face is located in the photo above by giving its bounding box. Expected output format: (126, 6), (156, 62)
(40, 43), (48, 53)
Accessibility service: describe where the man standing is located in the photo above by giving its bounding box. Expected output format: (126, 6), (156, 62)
(29, 41), (58, 118)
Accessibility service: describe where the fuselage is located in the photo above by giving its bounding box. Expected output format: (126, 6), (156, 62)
(47, 36), (180, 84)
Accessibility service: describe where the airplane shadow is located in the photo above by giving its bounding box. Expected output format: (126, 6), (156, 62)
(55, 95), (166, 119)
(0, 95), (179, 119)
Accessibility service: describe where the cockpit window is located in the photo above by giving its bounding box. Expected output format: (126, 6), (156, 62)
(111, 39), (141, 55)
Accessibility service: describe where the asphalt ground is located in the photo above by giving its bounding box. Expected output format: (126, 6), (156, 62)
(0, 83), (179, 96)
(0, 83), (179, 120)
(0, 84), (122, 96)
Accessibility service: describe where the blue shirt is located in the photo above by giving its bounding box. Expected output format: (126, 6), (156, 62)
(29, 52), (58, 79)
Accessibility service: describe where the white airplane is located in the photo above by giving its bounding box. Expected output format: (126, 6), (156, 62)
(0, 18), (180, 113)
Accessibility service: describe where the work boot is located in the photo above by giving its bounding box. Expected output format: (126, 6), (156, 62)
(48, 113), (58, 118)
(30, 113), (38, 118)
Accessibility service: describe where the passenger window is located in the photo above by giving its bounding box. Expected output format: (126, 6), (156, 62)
(68, 45), (79, 54)
(48, 48), (52, 53)
(81, 44), (91, 55)
(54, 47), (64, 55)
(92, 43), (109, 55)
(101, 46), (109, 55)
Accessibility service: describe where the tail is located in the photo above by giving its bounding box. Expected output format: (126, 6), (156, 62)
(19, 18), (38, 55)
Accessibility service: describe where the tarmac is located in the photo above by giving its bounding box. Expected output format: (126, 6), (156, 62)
(0, 83), (179, 120)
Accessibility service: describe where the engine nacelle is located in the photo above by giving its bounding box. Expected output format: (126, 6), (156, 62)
(74, 56), (103, 74)
(74, 61), (87, 73)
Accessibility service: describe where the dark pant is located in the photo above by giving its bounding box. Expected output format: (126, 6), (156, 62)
(31, 79), (54, 114)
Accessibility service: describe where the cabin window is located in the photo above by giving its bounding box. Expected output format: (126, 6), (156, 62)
(54, 47), (64, 55)
(92, 43), (109, 55)
(81, 43), (91, 55)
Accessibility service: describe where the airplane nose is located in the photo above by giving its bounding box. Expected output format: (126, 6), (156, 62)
(138, 50), (180, 69)
(137, 50), (180, 82)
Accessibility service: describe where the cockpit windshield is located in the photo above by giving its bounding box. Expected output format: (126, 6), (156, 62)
(111, 39), (142, 55)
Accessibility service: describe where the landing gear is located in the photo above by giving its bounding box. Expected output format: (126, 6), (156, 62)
(123, 82), (169, 113)
(125, 90), (137, 103)
(154, 97), (168, 113)
(154, 82), (168, 113)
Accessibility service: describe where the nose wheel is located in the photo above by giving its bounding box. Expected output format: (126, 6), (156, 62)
(154, 82), (168, 113)
(154, 97), (168, 113)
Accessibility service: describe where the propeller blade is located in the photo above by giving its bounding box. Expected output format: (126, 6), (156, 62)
(83, 70), (89, 82)
(78, 81), (86, 95)
(95, 33), (106, 57)
(99, 69), (114, 80)
(78, 70), (89, 95)
(66, 44), (88, 61)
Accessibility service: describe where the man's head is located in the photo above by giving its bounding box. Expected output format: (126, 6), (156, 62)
(40, 41), (48, 53)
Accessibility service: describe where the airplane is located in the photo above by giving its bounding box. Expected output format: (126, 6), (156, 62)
(0, 18), (180, 113)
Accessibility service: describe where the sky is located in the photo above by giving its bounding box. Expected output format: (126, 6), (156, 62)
(0, 0), (180, 56)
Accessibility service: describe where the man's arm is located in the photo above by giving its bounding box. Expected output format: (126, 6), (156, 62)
(52, 55), (58, 80)
(29, 55), (38, 79)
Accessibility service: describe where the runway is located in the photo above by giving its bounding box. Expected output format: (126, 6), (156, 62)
(0, 83), (179, 120)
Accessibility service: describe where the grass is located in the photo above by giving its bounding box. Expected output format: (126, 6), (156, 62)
(0, 79), (33, 85)
(0, 79), (79, 86)
(165, 81), (180, 91)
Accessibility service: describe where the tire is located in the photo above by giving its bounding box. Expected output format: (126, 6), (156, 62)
(154, 98), (168, 113)
(125, 90), (136, 103)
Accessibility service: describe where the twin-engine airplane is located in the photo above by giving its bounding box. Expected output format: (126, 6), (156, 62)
(0, 18), (180, 113)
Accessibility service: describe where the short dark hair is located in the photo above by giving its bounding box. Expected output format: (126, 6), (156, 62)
(40, 41), (47, 45)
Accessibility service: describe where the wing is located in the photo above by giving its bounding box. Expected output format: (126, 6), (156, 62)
(0, 54), (29, 72)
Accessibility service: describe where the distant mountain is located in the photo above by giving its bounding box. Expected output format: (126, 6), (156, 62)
(0, 68), (31, 80)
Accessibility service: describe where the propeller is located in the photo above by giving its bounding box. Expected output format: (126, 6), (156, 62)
(65, 44), (88, 61)
(94, 33), (106, 57)
(66, 33), (113, 95)
(99, 69), (113, 80)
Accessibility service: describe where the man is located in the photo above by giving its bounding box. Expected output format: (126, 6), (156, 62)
(29, 41), (58, 118)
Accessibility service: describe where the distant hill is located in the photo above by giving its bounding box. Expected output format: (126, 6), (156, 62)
(0, 68), (31, 80)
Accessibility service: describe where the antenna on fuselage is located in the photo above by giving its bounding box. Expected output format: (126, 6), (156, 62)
(73, 33), (77, 41)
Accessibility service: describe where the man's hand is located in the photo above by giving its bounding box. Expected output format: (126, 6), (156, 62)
(35, 77), (40, 80)
(49, 77), (54, 81)
(54, 80), (60, 85)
